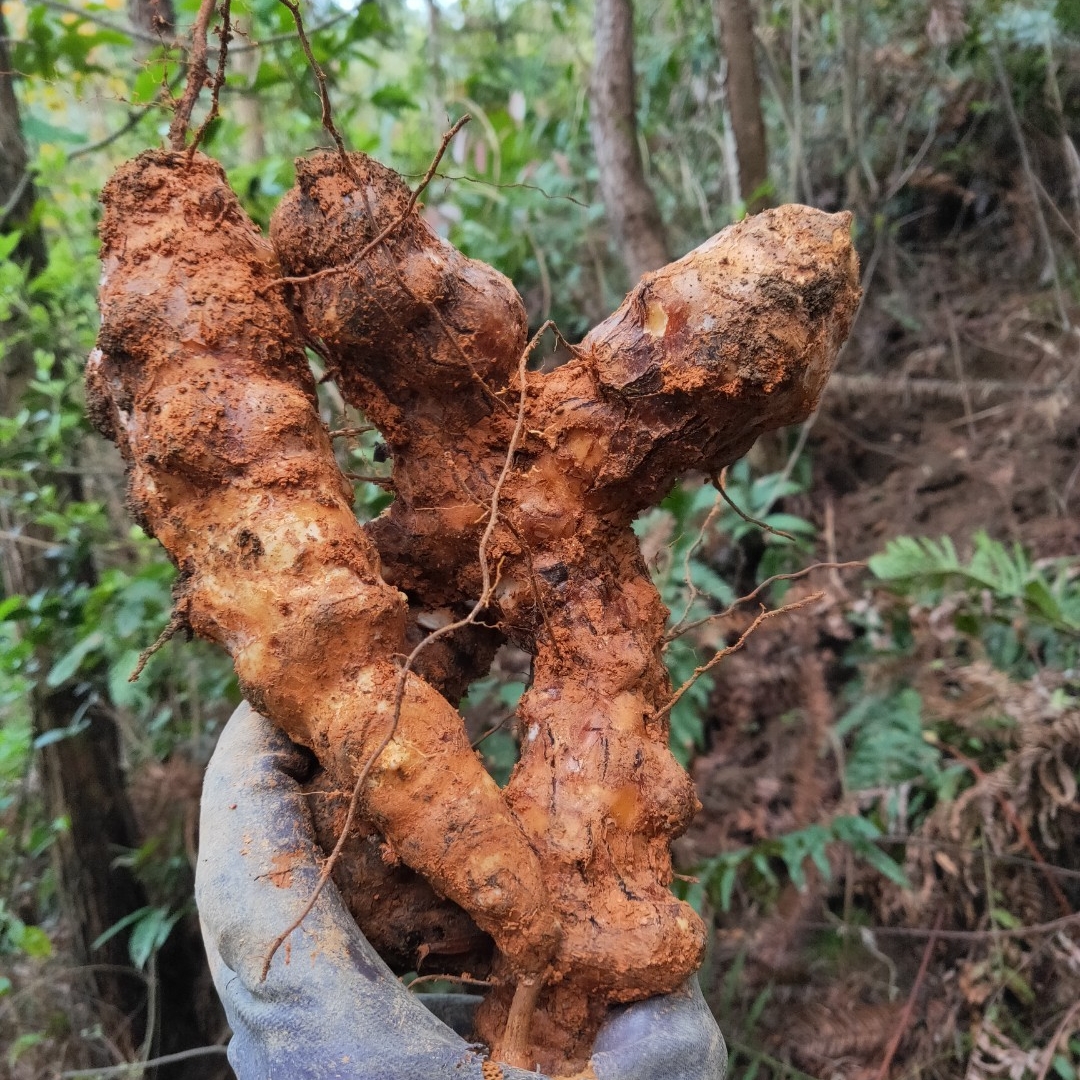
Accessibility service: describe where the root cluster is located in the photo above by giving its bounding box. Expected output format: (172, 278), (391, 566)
(87, 146), (859, 1073)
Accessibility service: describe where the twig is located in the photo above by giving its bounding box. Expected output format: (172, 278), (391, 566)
(665, 561), (864, 642)
(872, 910), (942, 1080)
(667, 488), (725, 639)
(1034, 999), (1080, 1080)
(275, 0), (356, 181)
(273, 114), (471, 289)
(406, 973), (493, 990)
(167, 0), (217, 151)
(128, 609), (186, 682)
(188, 0), (232, 156)
(801, 910), (1080, 941)
(713, 466), (799, 543)
(0, 170), (32, 228)
(258, 322), (548, 983)
(471, 711), (514, 749)
(33, 0), (345, 53)
(991, 44), (1070, 331)
(227, 12), (349, 54)
(0, 528), (63, 552)
(343, 471), (393, 487)
(66, 90), (175, 162)
(655, 592), (825, 723)
(944, 308), (976, 440)
(940, 743), (1073, 917)
(828, 372), (1060, 402)
(419, 171), (590, 208)
(36, 0), (171, 47)
(329, 425), (376, 439)
(60, 1045), (227, 1078)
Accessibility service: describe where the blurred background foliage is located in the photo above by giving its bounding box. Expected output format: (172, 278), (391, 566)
(1, 0), (1079, 1076)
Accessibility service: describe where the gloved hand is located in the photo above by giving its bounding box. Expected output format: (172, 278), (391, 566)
(196, 701), (727, 1079)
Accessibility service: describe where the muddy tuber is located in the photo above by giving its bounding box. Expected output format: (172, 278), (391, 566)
(270, 151), (859, 1072)
(86, 150), (560, 985)
(89, 145), (858, 1076)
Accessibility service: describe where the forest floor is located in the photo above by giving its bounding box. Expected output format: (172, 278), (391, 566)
(687, 211), (1080, 1079)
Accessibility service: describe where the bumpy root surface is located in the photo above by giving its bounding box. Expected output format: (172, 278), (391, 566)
(86, 150), (559, 982)
(90, 143), (859, 1075)
(270, 151), (860, 1072)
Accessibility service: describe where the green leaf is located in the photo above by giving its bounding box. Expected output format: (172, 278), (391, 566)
(91, 905), (152, 952)
(370, 84), (418, 113)
(21, 115), (83, 145)
(0, 976), (11, 996)
(0, 232), (23, 262)
(7, 1032), (46, 1068)
(45, 631), (103, 687)
(1057, 0), (1080, 36)
(128, 906), (181, 969)
(1052, 1054), (1077, 1080)
(16, 925), (52, 959)
(33, 716), (90, 749)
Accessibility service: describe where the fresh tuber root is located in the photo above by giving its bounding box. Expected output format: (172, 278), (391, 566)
(85, 149), (560, 983)
(270, 150), (860, 1072)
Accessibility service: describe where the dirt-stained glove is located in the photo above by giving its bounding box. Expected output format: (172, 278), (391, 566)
(196, 702), (727, 1079)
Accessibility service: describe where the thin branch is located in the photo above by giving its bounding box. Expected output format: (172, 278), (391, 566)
(0, 528), (63, 552)
(945, 307), (977, 440)
(343, 471), (393, 487)
(801, 910), (1080, 941)
(60, 1046), (227, 1079)
(872, 911), (942, 1080)
(665, 561), (864, 643)
(417, 171), (590, 208)
(128, 609), (186, 682)
(405, 973), (493, 990)
(259, 322), (551, 984)
(1034, 999), (1080, 1080)
(33, 0), (344, 53)
(36, 0), (169, 46)
(188, 0), (232, 156)
(0, 170), (32, 228)
(655, 592), (825, 722)
(667, 489), (724, 639)
(275, 0), (355, 180)
(991, 44), (1070, 331)
(167, 0), (217, 151)
(328, 425), (376, 439)
(229, 12), (347, 54)
(471, 710), (514, 749)
(66, 98), (169, 162)
(713, 466), (799, 543)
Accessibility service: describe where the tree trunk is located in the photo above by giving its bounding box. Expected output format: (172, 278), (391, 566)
(0, 9), (46, 284)
(589, 0), (670, 282)
(712, 0), (772, 213)
(231, 16), (266, 164)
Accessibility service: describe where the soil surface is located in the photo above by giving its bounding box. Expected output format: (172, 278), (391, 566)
(684, 217), (1080, 1078)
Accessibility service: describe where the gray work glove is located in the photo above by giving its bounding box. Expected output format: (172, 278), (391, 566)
(196, 701), (727, 1079)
